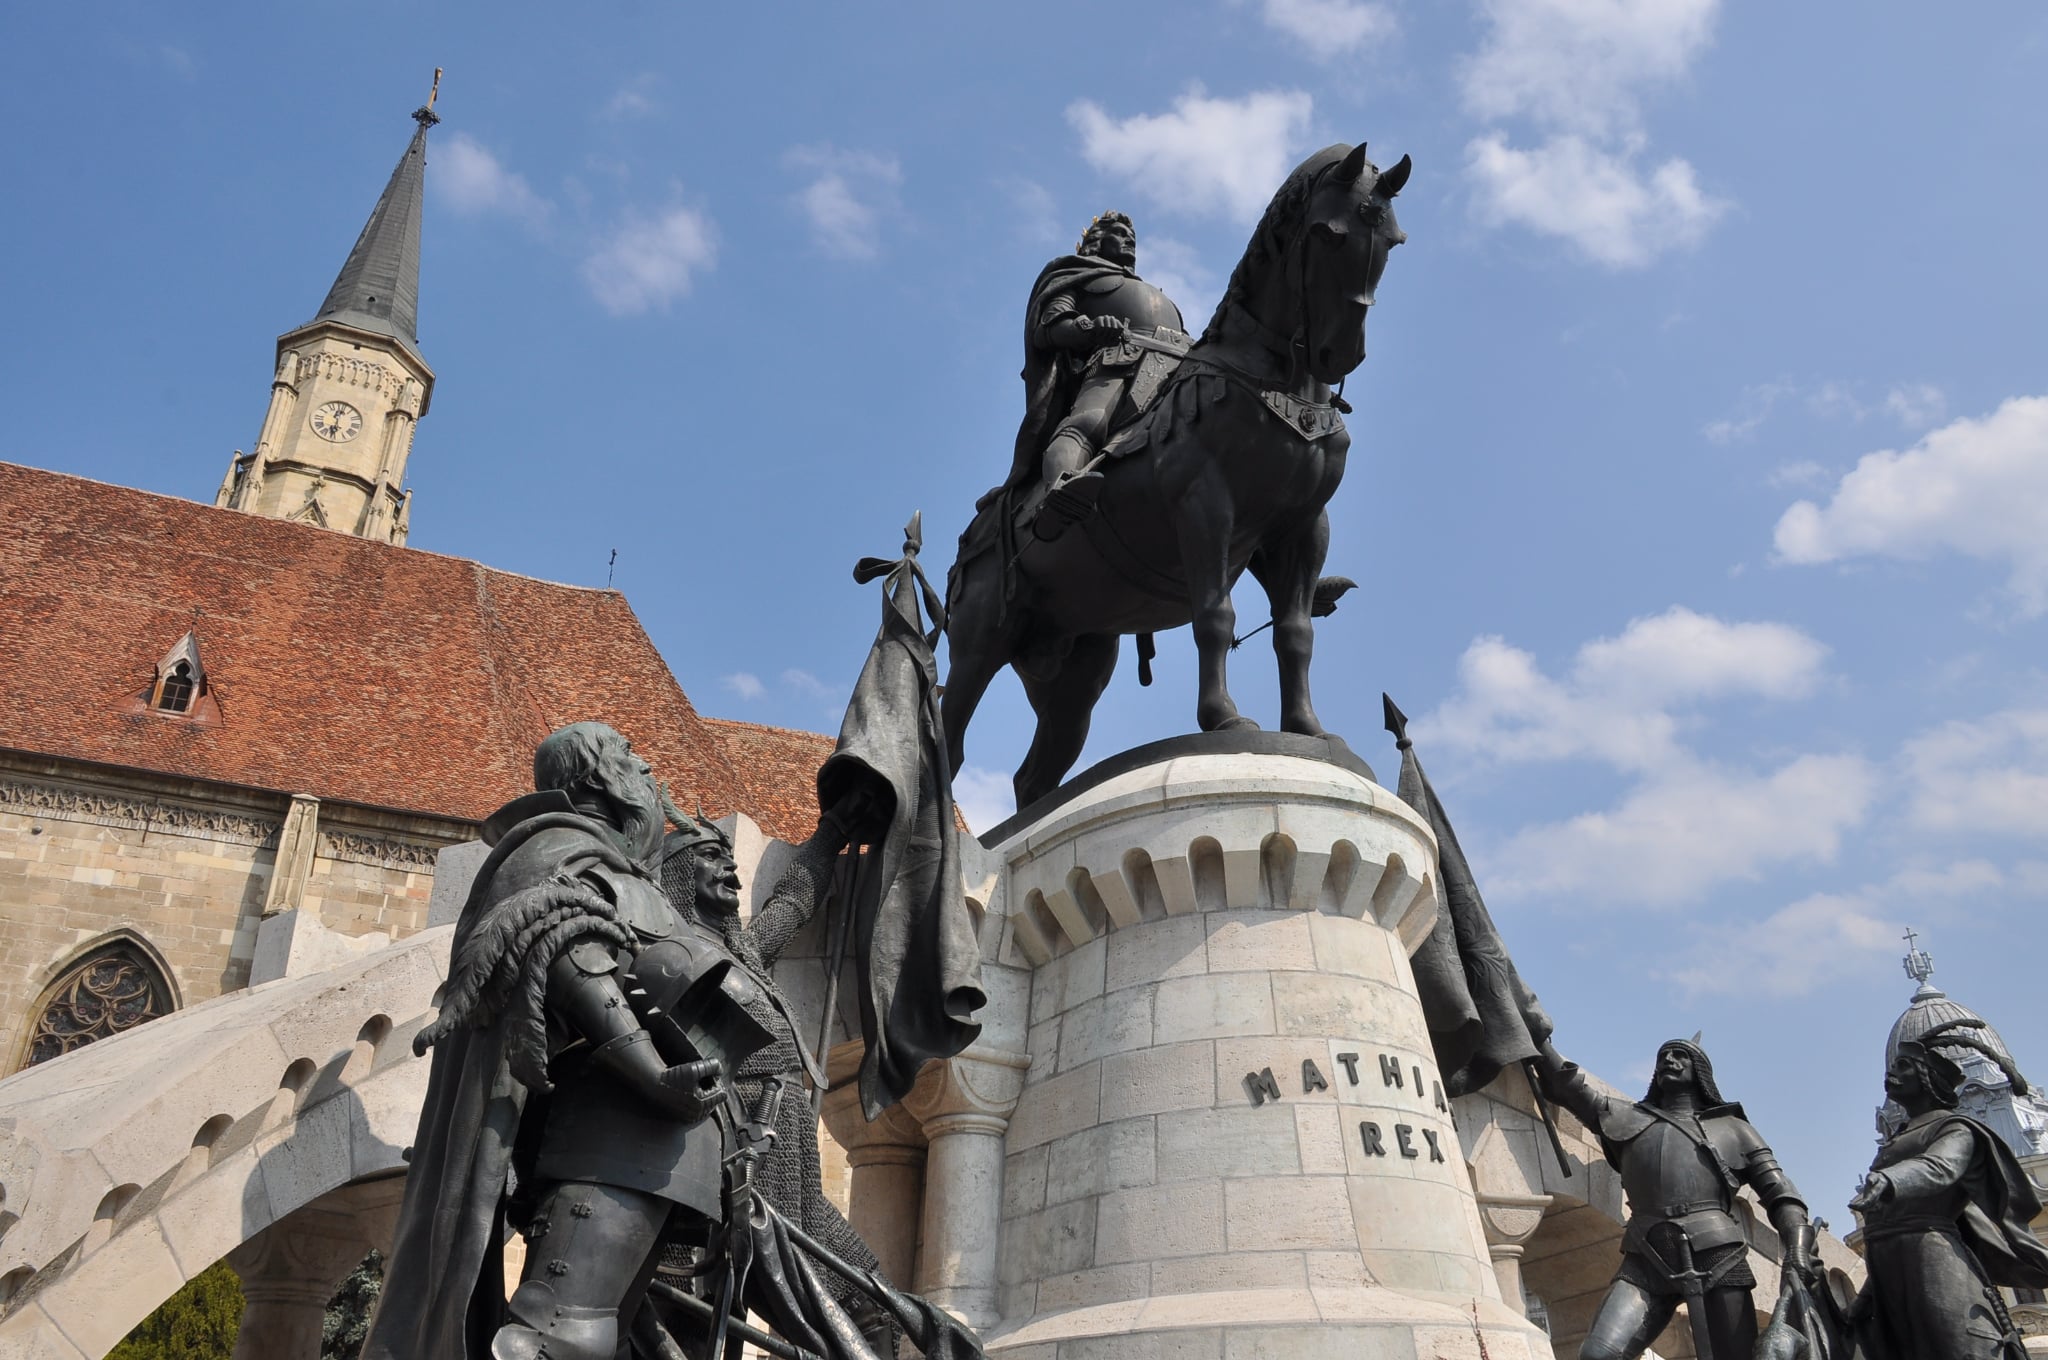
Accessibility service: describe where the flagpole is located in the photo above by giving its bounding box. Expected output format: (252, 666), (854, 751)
(812, 845), (858, 1116)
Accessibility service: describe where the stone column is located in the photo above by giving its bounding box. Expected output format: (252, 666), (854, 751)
(822, 1042), (932, 1291)
(228, 1178), (404, 1360)
(1478, 1191), (1554, 1318)
(902, 1048), (1028, 1328)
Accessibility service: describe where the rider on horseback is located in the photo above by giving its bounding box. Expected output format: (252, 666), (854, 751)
(1002, 212), (1188, 539)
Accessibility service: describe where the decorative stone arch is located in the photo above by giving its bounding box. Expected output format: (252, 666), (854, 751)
(0, 929), (446, 1357)
(14, 930), (184, 1073)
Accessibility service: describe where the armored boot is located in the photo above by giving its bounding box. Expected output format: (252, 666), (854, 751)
(492, 1279), (619, 1360)
(1032, 431), (1104, 541)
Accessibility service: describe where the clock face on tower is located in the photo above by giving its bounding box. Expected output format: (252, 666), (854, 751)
(310, 401), (363, 443)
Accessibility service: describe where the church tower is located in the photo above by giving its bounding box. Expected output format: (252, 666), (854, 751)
(217, 81), (439, 544)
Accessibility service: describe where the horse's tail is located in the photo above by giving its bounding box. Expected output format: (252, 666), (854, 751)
(1137, 632), (1156, 686)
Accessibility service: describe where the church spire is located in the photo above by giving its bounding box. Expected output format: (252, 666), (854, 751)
(308, 73), (438, 361)
(217, 76), (440, 545)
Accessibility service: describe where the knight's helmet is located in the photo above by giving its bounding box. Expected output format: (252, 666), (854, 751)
(1649, 1037), (1726, 1105)
(659, 806), (733, 924)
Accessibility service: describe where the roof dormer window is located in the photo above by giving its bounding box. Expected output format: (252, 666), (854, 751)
(133, 630), (218, 724)
(157, 660), (196, 713)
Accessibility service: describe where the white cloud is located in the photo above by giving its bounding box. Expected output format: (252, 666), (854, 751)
(1459, 0), (1724, 265)
(1703, 380), (1796, 444)
(723, 673), (767, 701)
(1140, 236), (1220, 334)
(1773, 395), (2048, 613)
(580, 206), (717, 316)
(1424, 606), (1828, 772)
(1492, 753), (1874, 905)
(1885, 382), (1948, 430)
(1465, 133), (1725, 269)
(436, 133), (550, 223)
(1901, 708), (2048, 839)
(1665, 889), (1900, 998)
(603, 78), (657, 120)
(951, 766), (1016, 837)
(1666, 857), (2006, 998)
(1252, 0), (1397, 57)
(781, 669), (837, 700)
(1068, 88), (1315, 223)
(1460, 0), (1718, 140)
(786, 146), (903, 261)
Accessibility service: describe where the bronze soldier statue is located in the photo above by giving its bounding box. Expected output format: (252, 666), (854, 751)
(1845, 1034), (2048, 1359)
(363, 722), (858, 1360)
(657, 808), (897, 1357)
(1003, 211), (1188, 537)
(1533, 1037), (1813, 1360)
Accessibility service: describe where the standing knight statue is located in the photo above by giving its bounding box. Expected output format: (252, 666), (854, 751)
(1532, 1036), (1813, 1360)
(1845, 1031), (2048, 1358)
(999, 211), (1189, 538)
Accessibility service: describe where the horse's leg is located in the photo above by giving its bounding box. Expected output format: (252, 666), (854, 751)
(1174, 472), (1256, 733)
(941, 561), (1011, 778)
(942, 642), (1003, 780)
(1012, 633), (1119, 809)
(1247, 510), (1331, 736)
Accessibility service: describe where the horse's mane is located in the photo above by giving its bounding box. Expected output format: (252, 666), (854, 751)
(1199, 143), (1358, 346)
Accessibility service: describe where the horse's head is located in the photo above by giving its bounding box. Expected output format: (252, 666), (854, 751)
(1299, 142), (1409, 384)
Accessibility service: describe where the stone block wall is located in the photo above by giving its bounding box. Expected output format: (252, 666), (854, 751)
(0, 757), (467, 1073)
(0, 787), (275, 1067)
(1000, 907), (1491, 1322)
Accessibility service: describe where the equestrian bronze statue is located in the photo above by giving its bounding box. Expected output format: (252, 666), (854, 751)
(944, 141), (1409, 809)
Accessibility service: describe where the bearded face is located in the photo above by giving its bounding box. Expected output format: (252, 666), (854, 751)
(593, 735), (664, 862)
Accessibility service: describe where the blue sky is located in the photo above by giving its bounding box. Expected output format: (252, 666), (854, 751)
(4, 2), (2045, 1229)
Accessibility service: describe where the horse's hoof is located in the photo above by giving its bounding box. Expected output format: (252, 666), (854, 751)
(1208, 715), (1261, 733)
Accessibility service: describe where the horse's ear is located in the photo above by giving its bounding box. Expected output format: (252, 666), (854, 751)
(1333, 141), (1372, 185)
(1375, 154), (1412, 199)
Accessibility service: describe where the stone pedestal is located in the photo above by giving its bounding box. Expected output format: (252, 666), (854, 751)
(983, 746), (1555, 1360)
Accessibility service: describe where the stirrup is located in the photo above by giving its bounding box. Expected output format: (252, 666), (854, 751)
(1032, 470), (1104, 541)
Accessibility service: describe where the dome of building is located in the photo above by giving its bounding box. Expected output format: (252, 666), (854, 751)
(1877, 932), (2048, 1157)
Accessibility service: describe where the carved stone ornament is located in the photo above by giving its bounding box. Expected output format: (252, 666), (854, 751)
(0, 776), (281, 848)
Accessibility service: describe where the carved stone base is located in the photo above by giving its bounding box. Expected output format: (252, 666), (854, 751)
(978, 749), (1555, 1359)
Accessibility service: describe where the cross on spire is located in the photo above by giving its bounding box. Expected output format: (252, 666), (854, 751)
(1902, 927), (1935, 986)
(414, 67), (443, 129)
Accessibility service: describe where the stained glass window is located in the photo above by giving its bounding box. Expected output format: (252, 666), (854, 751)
(25, 946), (172, 1067)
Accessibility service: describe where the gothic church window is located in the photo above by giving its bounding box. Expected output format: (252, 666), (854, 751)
(22, 942), (173, 1067)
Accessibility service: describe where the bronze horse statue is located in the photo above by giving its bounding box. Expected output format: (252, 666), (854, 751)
(943, 141), (1409, 810)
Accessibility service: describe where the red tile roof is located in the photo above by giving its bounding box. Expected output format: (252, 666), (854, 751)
(0, 461), (825, 839)
(701, 718), (834, 843)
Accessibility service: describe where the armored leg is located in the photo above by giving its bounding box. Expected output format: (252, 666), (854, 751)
(1698, 1285), (1758, 1360)
(1578, 1278), (1677, 1360)
(492, 1180), (673, 1360)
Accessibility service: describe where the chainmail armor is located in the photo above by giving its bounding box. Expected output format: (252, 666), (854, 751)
(661, 828), (882, 1299)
